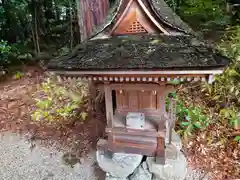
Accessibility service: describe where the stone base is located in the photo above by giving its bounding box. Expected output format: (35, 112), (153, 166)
(97, 131), (187, 180)
(147, 145), (187, 180)
(96, 140), (143, 178)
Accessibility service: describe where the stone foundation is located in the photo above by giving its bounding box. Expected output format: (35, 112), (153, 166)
(96, 149), (143, 178)
(96, 131), (188, 180)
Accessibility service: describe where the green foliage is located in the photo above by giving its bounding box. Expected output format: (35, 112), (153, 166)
(218, 26), (240, 59)
(0, 40), (11, 68)
(176, 100), (210, 138)
(220, 108), (240, 128)
(234, 136), (240, 142)
(210, 26), (240, 130)
(177, 26), (240, 141)
(0, 0), (79, 67)
(0, 40), (31, 70)
(166, 0), (231, 28)
(31, 77), (88, 124)
(12, 71), (24, 80)
(218, 26), (240, 61)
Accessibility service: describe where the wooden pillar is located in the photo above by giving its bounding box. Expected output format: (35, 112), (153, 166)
(156, 85), (166, 164)
(104, 82), (114, 151)
(156, 85), (175, 164)
(166, 97), (173, 144)
(158, 86), (166, 118)
(165, 86), (176, 145)
(104, 83), (113, 128)
(88, 80), (96, 112)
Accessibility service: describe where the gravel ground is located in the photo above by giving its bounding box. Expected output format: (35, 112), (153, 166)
(0, 132), (208, 180)
(0, 132), (105, 180)
(185, 168), (209, 180)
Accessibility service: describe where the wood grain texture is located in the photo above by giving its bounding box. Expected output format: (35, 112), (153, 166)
(156, 137), (165, 164)
(78, 0), (109, 40)
(106, 127), (165, 137)
(109, 142), (157, 156)
(104, 83), (113, 128)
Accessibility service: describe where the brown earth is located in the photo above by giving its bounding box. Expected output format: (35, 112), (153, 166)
(0, 66), (106, 157)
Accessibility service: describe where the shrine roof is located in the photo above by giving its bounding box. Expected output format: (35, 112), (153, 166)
(48, 35), (230, 71)
(149, 0), (194, 34)
(92, 0), (194, 38)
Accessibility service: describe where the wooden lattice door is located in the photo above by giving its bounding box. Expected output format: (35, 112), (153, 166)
(115, 90), (158, 115)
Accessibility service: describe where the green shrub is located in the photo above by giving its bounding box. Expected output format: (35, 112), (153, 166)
(176, 99), (210, 139)
(177, 26), (240, 140)
(31, 77), (89, 124)
(0, 40), (11, 69)
(214, 26), (240, 131)
(166, 0), (230, 27)
(218, 26), (240, 59)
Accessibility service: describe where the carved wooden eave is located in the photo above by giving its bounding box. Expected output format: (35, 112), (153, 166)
(51, 69), (223, 84)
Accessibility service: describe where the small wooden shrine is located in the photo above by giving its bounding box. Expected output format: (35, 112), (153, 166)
(48, 0), (229, 164)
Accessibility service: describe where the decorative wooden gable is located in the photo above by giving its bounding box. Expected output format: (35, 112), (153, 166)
(126, 19), (147, 34)
(111, 0), (169, 35)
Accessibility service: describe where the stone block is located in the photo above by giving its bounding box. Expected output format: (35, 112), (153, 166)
(96, 140), (143, 178)
(147, 145), (187, 180)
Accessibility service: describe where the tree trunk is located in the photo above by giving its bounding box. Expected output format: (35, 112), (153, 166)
(69, 0), (73, 50)
(35, 6), (41, 55)
(31, 0), (40, 55)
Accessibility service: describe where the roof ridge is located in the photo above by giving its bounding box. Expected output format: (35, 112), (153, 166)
(149, 0), (195, 35)
(89, 0), (199, 39)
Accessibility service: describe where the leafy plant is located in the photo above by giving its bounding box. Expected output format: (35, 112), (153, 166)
(199, 26), (240, 132)
(176, 100), (210, 139)
(234, 136), (240, 142)
(166, 0), (230, 27)
(220, 108), (240, 128)
(31, 77), (89, 124)
(0, 40), (11, 69)
(12, 71), (24, 80)
(218, 26), (240, 59)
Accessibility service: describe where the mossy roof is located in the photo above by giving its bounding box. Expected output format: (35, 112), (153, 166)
(92, 0), (195, 38)
(150, 0), (194, 34)
(48, 35), (229, 71)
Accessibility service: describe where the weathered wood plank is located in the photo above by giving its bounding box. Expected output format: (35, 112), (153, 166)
(104, 83), (113, 128)
(166, 97), (177, 144)
(116, 108), (162, 117)
(108, 142), (157, 156)
(116, 139), (156, 146)
(106, 127), (165, 137)
(110, 83), (162, 91)
(156, 137), (165, 164)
